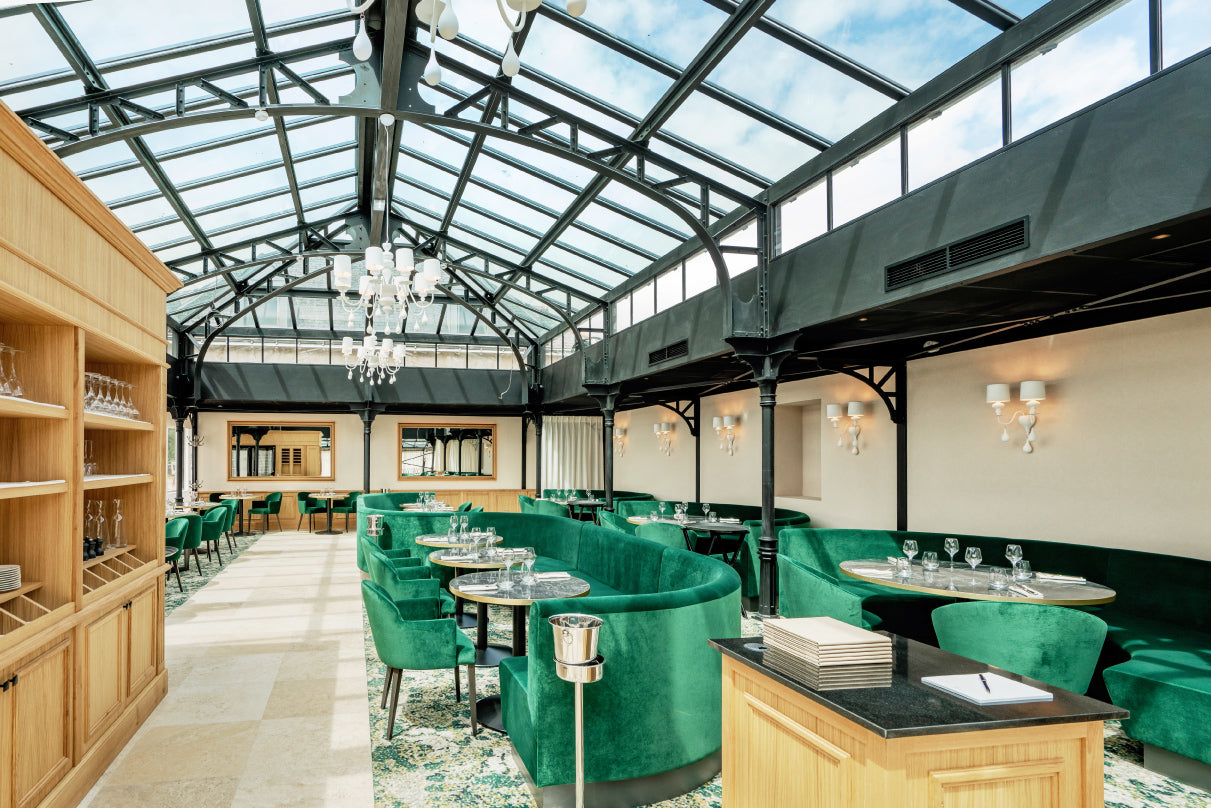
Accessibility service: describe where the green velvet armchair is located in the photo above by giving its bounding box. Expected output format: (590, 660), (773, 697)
(361, 581), (478, 740)
(199, 506), (227, 566)
(248, 491), (283, 532)
(164, 516), (188, 591)
(331, 491), (361, 530)
(598, 510), (637, 535)
(635, 522), (684, 549)
(932, 601), (1108, 694)
(518, 494), (536, 514)
(532, 499), (571, 519)
(177, 513), (203, 574)
(777, 555), (882, 630)
(296, 491), (326, 531)
(366, 550), (454, 615)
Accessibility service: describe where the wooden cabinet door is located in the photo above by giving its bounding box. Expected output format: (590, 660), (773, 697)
(10, 639), (72, 808)
(81, 605), (127, 749)
(126, 584), (158, 697)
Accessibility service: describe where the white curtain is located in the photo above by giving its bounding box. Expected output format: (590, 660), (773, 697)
(542, 415), (603, 491)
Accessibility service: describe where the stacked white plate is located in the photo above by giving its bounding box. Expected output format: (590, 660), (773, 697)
(0, 565), (21, 593)
(764, 617), (893, 690)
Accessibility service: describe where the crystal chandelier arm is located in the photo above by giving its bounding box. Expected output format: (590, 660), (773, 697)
(494, 0), (526, 33)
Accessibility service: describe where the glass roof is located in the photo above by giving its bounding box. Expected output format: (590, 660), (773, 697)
(0, 0), (1040, 351)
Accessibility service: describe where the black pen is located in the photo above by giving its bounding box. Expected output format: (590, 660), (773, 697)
(978, 673), (991, 693)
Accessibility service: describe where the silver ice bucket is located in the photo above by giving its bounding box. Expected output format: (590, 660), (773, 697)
(365, 514), (383, 536)
(549, 614), (603, 665)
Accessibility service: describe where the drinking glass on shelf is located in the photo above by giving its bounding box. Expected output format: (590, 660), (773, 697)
(0, 343), (10, 396)
(902, 539), (918, 566)
(110, 499), (124, 548)
(125, 382), (139, 418)
(1005, 544), (1023, 573)
(2, 346), (21, 398)
(95, 500), (108, 548)
(964, 546), (982, 585)
(944, 537), (960, 570)
(921, 551), (939, 571)
(85, 500), (97, 543)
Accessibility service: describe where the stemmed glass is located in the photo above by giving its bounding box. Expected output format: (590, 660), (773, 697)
(902, 539), (918, 566)
(701, 503), (711, 521)
(521, 547), (537, 585)
(459, 514), (470, 540)
(1005, 544), (1023, 574)
(2, 347), (21, 398)
(657, 501), (667, 521)
(95, 500), (107, 549)
(943, 537), (960, 570)
(0, 343), (10, 396)
(110, 499), (124, 548)
(964, 546), (983, 586)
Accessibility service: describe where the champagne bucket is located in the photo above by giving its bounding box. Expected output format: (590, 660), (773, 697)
(549, 614), (603, 665)
(365, 514), (383, 536)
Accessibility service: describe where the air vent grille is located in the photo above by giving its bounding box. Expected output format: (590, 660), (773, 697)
(885, 218), (1029, 291)
(648, 340), (689, 366)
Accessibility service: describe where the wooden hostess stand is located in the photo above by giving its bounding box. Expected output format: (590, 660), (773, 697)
(0, 100), (178, 808)
(712, 637), (1127, 808)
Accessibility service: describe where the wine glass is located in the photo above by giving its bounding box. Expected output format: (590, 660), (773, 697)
(943, 537), (960, 570)
(701, 503), (711, 521)
(521, 547), (536, 585)
(657, 501), (667, 520)
(110, 499), (123, 548)
(459, 514), (469, 538)
(964, 546), (983, 585)
(1005, 544), (1023, 572)
(0, 343), (10, 396)
(902, 539), (918, 566)
(3, 346), (21, 398)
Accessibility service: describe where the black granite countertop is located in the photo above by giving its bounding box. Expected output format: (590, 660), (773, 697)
(710, 634), (1127, 739)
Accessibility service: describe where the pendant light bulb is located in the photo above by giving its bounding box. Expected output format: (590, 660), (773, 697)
(567, 0), (587, 16)
(502, 37), (521, 77)
(438, 0), (459, 40)
(352, 16), (373, 61)
(424, 49), (442, 86)
(253, 107), (269, 122)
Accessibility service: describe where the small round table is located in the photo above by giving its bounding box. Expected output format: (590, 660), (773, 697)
(450, 570), (590, 733)
(220, 494), (258, 537)
(839, 559), (1117, 605)
(309, 493), (342, 536)
(568, 498), (606, 522)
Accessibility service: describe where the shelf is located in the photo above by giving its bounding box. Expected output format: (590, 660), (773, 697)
(83, 411), (153, 431)
(83, 546), (134, 570)
(83, 473), (153, 490)
(0, 480), (68, 500)
(0, 395), (67, 420)
(0, 581), (42, 608)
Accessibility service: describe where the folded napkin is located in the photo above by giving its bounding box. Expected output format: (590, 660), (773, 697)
(442, 554), (474, 561)
(1033, 572), (1086, 584)
(1009, 584), (1045, 598)
(459, 584), (498, 593)
(719, 517), (741, 524)
(850, 567), (895, 578)
(533, 572), (571, 580)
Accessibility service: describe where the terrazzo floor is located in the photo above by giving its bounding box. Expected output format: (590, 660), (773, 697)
(78, 529), (1211, 807)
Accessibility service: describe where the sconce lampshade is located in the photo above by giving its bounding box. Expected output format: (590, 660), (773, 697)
(986, 383), (1010, 403)
(1019, 380), (1046, 402)
(826, 404), (842, 419)
(847, 401), (864, 418)
(653, 423), (660, 434)
(722, 415), (736, 427)
(614, 428), (625, 437)
(712, 416), (722, 429)
(661, 423), (672, 434)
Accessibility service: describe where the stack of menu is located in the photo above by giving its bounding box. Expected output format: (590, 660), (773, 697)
(763, 617), (893, 690)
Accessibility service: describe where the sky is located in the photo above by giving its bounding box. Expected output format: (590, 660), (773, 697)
(0, 0), (1201, 345)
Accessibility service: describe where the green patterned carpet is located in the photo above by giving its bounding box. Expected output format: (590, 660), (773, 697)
(164, 530), (262, 614)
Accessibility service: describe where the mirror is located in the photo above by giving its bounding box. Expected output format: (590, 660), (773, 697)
(399, 424), (496, 479)
(228, 421), (335, 480)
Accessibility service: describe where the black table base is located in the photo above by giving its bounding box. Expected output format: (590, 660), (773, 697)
(316, 499), (340, 536)
(476, 695), (505, 733)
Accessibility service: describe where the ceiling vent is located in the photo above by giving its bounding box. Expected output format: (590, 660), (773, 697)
(648, 340), (689, 366)
(885, 218), (1029, 291)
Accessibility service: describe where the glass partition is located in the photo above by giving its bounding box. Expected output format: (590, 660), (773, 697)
(398, 424), (496, 480)
(228, 421), (335, 480)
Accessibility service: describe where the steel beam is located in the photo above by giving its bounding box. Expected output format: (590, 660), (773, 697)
(946, 0), (1021, 30)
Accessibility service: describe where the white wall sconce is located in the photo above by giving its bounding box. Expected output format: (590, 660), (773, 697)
(653, 422), (673, 456)
(613, 427), (626, 457)
(986, 381), (1045, 453)
(712, 415), (738, 455)
(827, 402), (865, 455)
(187, 433), (206, 448)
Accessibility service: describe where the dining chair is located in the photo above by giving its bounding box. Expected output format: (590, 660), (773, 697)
(219, 498), (238, 552)
(456, 501), (474, 512)
(532, 499), (571, 519)
(362, 581), (478, 740)
(777, 555), (883, 630)
(518, 494), (536, 514)
(331, 491), (361, 530)
(598, 510), (638, 535)
(199, 506), (227, 566)
(366, 551), (455, 616)
(635, 522), (684, 549)
(164, 517), (188, 591)
(177, 513), (203, 574)
(932, 601), (1108, 693)
(296, 492), (325, 531)
(248, 491), (283, 532)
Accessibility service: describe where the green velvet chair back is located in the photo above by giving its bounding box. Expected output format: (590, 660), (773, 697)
(367, 552), (440, 601)
(779, 528), (904, 576)
(598, 510), (637, 535)
(178, 513), (202, 552)
(457, 501), (473, 512)
(777, 555), (880, 630)
(296, 491), (315, 511)
(532, 499), (571, 519)
(932, 602), (1108, 693)
(518, 494), (536, 514)
(250, 491), (282, 512)
(200, 505), (227, 542)
(635, 522), (684, 550)
(208, 492), (224, 503)
(361, 581), (460, 671)
(165, 517), (188, 562)
(223, 498), (240, 532)
(542, 488), (588, 500)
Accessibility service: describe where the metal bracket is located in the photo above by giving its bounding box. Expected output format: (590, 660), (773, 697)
(817, 362), (905, 424)
(657, 399), (699, 437)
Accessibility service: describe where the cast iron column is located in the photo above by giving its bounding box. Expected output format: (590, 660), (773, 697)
(189, 409), (199, 497)
(173, 414), (185, 506)
(360, 408), (376, 493)
(534, 412), (543, 496)
(757, 377), (778, 616)
(583, 384), (621, 512)
(520, 415), (529, 490)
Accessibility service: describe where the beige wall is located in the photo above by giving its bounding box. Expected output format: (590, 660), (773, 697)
(615, 309), (1211, 560)
(197, 411), (533, 491)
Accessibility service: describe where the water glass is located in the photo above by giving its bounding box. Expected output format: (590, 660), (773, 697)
(496, 563), (515, 591)
(447, 517), (457, 537)
(896, 557), (911, 578)
(1013, 560), (1033, 581)
(902, 539), (918, 565)
(964, 546), (983, 585)
(921, 551), (939, 571)
(989, 567), (1010, 590)
(657, 502), (667, 520)
(1005, 544), (1023, 568)
(944, 537), (960, 570)
(708, 511), (718, 523)
(702, 503), (711, 520)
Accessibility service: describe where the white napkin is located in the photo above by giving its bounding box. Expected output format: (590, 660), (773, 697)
(1009, 584), (1045, 598)
(1033, 572), (1086, 584)
(850, 567), (895, 578)
(534, 572), (571, 580)
(442, 554), (474, 561)
(459, 584), (498, 593)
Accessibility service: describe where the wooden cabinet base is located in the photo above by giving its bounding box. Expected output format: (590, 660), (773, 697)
(38, 669), (166, 808)
(722, 658), (1106, 808)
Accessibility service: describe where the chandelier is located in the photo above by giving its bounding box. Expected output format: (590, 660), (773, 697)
(332, 245), (442, 385)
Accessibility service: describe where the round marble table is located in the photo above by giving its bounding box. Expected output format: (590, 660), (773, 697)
(414, 532), (503, 549)
(308, 493), (342, 536)
(839, 559), (1116, 606)
(450, 570), (590, 733)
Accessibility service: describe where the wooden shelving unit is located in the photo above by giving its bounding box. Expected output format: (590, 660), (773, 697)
(0, 97), (178, 808)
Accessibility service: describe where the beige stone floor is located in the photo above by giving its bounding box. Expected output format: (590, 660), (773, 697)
(79, 530), (374, 808)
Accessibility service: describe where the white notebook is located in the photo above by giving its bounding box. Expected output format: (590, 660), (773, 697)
(921, 672), (1053, 705)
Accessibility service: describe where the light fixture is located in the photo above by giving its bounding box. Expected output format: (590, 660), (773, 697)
(613, 427), (625, 457)
(187, 433), (206, 449)
(712, 415), (738, 455)
(1151, 233), (1172, 240)
(346, 0), (377, 61)
(378, 112), (395, 127)
(653, 422), (673, 456)
(827, 402), (865, 455)
(341, 334), (406, 384)
(414, 0), (589, 86)
(253, 107), (269, 122)
(986, 381), (1045, 453)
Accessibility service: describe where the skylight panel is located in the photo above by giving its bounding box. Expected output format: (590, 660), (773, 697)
(576, 0), (726, 69)
(0, 13), (71, 87)
(60, 140), (137, 176)
(576, 201), (683, 254)
(447, 225), (527, 265)
(143, 117), (273, 154)
(81, 164), (160, 202)
(181, 167), (290, 209)
(61, 0), (251, 62)
(454, 207), (541, 254)
(461, 184), (556, 230)
(471, 151), (579, 209)
(661, 94), (815, 181)
(99, 44), (254, 92)
(111, 195), (176, 230)
(557, 227), (649, 274)
(299, 176), (355, 208)
(267, 19), (355, 53)
(1164, 0), (1211, 66)
(286, 118), (354, 155)
(158, 136), (282, 185)
(293, 148), (354, 182)
(595, 180), (694, 238)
